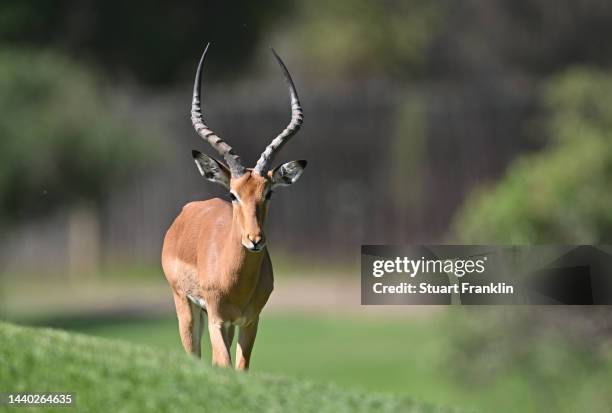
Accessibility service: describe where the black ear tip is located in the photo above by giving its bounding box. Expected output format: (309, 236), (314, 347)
(297, 160), (308, 168)
(192, 150), (201, 159)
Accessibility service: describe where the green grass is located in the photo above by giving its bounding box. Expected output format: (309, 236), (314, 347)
(0, 321), (463, 413)
(53, 316), (462, 401)
(24, 313), (612, 413)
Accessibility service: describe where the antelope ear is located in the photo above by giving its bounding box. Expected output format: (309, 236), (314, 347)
(270, 160), (307, 188)
(192, 150), (230, 189)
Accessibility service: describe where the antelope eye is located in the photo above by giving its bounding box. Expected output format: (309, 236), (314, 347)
(229, 193), (237, 202)
(265, 191), (273, 200)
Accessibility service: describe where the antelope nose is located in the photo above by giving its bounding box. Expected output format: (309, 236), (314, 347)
(248, 234), (262, 246)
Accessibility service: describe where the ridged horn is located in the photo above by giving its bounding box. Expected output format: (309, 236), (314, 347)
(191, 43), (246, 177)
(253, 48), (303, 175)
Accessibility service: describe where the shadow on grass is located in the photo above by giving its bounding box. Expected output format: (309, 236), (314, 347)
(12, 312), (173, 333)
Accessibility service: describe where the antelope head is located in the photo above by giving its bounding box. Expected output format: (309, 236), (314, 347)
(190, 44), (307, 252)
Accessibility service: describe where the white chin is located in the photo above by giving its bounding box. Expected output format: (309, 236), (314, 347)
(243, 243), (265, 252)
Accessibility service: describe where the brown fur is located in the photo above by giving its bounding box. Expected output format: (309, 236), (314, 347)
(162, 171), (274, 369)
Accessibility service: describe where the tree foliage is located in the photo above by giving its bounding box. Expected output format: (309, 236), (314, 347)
(0, 0), (291, 85)
(0, 50), (154, 223)
(285, 0), (445, 79)
(453, 67), (612, 243)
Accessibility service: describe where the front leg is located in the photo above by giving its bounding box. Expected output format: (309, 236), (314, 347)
(173, 291), (203, 358)
(208, 317), (232, 368)
(236, 318), (259, 371)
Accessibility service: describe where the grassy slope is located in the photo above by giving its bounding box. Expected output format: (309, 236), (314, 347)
(26, 314), (612, 413)
(61, 316), (469, 405)
(0, 322), (464, 413)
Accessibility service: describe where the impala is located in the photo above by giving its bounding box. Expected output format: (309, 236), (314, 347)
(162, 44), (306, 370)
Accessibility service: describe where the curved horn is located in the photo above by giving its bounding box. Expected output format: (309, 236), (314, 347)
(191, 43), (246, 177)
(253, 48), (304, 175)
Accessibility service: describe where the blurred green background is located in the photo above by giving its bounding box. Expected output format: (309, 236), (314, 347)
(1, 1), (612, 412)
